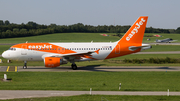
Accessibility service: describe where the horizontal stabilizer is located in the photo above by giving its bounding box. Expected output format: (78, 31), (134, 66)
(129, 44), (152, 51)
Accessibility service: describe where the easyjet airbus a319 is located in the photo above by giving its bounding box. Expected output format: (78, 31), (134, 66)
(2, 16), (151, 70)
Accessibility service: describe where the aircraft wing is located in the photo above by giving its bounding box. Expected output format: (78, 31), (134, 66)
(169, 40), (178, 42)
(58, 49), (100, 57)
(42, 49), (100, 59)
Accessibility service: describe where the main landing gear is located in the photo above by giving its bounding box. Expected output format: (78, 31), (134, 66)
(23, 61), (27, 69)
(71, 63), (77, 70)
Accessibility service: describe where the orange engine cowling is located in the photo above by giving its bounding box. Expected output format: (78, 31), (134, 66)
(44, 57), (62, 68)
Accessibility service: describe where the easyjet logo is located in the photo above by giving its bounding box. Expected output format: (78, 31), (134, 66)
(126, 18), (146, 41)
(28, 45), (52, 49)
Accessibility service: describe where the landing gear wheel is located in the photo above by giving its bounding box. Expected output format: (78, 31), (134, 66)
(23, 66), (27, 69)
(71, 64), (77, 70)
(23, 61), (27, 69)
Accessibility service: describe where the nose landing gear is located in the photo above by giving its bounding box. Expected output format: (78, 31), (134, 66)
(23, 61), (27, 69)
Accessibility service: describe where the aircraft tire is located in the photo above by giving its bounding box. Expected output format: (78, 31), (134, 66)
(71, 64), (77, 70)
(23, 66), (27, 69)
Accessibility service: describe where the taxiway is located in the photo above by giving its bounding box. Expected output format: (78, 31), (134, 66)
(1, 66), (180, 72)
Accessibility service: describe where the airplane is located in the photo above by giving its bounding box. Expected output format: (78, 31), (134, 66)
(155, 38), (177, 43)
(2, 16), (151, 70)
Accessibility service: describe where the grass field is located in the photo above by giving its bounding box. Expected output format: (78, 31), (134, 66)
(0, 54), (180, 66)
(0, 33), (179, 43)
(0, 33), (119, 43)
(0, 72), (180, 91)
(143, 45), (180, 52)
(143, 33), (180, 43)
(3, 95), (180, 101)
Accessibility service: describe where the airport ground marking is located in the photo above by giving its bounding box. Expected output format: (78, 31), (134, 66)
(6, 66), (17, 72)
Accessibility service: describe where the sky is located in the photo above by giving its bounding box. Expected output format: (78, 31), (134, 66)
(0, 0), (180, 29)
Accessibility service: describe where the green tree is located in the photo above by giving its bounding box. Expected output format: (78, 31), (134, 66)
(0, 20), (4, 25)
(5, 30), (13, 37)
(20, 28), (28, 36)
(175, 27), (180, 33)
(4, 20), (10, 25)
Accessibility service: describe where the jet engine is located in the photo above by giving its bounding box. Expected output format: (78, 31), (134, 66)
(44, 57), (67, 68)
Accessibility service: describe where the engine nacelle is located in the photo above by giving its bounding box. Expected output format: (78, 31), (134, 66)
(44, 57), (62, 68)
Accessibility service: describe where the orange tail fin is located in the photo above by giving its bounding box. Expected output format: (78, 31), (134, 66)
(105, 16), (148, 59)
(119, 16), (148, 44)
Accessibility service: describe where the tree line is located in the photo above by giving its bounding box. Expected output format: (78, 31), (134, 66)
(0, 20), (179, 38)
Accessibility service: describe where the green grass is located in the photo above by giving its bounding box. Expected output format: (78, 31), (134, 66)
(0, 45), (11, 54)
(0, 33), (119, 43)
(0, 54), (180, 66)
(113, 54), (180, 60)
(143, 33), (180, 43)
(3, 95), (180, 101)
(143, 45), (180, 52)
(0, 72), (180, 91)
(0, 33), (180, 43)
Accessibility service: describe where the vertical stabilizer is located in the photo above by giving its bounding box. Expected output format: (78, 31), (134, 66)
(106, 16), (148, 59)
(119, 16), (148, 44)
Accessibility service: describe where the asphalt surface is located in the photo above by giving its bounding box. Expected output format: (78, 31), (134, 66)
(1, 66), (180, 72)
(1, 90), (180, 100)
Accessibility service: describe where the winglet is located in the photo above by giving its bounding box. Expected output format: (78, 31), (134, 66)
(95, 49), (100, 54)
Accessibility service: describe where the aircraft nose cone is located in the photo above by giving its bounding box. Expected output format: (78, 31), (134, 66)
(2, 51), (9, 59)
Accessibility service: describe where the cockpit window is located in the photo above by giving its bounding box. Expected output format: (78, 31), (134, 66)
(9, 48), (16, 51)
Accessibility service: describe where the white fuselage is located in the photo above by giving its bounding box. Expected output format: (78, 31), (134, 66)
(2, 42), (117, 62)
